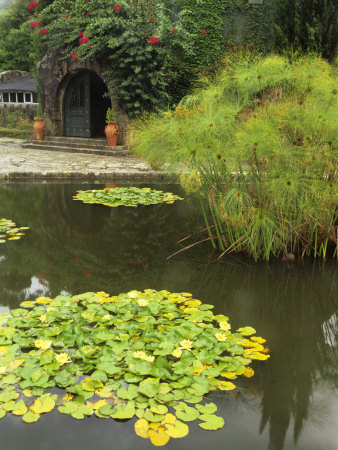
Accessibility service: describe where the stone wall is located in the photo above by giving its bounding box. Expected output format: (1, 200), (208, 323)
(0, 70), (32, 84)
(0, 104), (36, 125)
(37, 50), (129, 143)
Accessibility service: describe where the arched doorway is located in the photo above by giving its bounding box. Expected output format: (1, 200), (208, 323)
(63, 70), (111, 138)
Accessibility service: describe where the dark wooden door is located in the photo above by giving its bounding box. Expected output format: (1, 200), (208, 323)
(64, 72), (90, 137)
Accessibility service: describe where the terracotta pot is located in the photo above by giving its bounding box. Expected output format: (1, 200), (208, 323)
(33, 118), (45, 141)
(105, 122), (119, 147)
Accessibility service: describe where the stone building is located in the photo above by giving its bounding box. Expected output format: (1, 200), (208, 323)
(37, 50), (128, 143)
(0, 70), (38, 120)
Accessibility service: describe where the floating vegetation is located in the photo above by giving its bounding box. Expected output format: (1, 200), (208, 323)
(0, 290), (269, 446)
(0, 218), (29, 243)
(73, 187), (183, 207)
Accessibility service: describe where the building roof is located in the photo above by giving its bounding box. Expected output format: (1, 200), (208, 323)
(0, 77), (37, 92)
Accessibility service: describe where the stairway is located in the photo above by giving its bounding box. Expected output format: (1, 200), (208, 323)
(21, 136), (129, 157)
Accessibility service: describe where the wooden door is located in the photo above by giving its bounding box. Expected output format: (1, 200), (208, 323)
(64, 72), (90, 137)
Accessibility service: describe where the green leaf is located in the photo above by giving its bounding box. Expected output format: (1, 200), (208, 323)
(110, 401), (135, 419)
(138, 378), (160, 398)
(196, 403), (218, 414)
(22, 410), (40, 423)
(198, 414), (225, 430)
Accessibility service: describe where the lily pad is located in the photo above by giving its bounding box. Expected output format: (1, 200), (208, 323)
(0, 289), (270, 446)
(73, 187), (183, 208)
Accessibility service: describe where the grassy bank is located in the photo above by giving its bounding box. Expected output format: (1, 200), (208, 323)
(0, 127), (31, 139)
(128, 54), (338, 260)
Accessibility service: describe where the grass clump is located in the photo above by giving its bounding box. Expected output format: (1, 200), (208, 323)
(128, 54), (338, 260)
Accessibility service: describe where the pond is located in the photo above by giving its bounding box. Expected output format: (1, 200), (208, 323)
(0, 182), (337, 450)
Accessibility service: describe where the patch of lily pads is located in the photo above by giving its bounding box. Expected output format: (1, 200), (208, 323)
(0, 289), (270, 446)
(73, 187), (183, 208)
(0, 218), (29, 243)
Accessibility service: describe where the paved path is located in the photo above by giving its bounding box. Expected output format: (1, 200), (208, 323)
(0, 138), (172, 181)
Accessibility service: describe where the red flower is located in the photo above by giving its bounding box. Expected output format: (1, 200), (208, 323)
(167, 83), (170, 86)
(87, 10), (92, 15)
(27, 1), (38, 10)
(39, 28), (48, 34)
(201, 29), (207, 35)
(79, 37), (89, 44)
(171, 28), (177, 34)
(142, 33), (147, 37)
(150, 18), (156, 23)
(147, 36), (159, 45)
(114, 3), (121, 12)
(71, 51), (79, 60)
(29, 21), (40, 28)
(87, 45), (92, 49)
(79, 31), (84, 37)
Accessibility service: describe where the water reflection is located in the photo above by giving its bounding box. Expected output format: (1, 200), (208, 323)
(0, 182), (337, 450)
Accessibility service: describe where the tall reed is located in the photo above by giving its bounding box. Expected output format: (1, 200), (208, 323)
(128, 54), (338, 260)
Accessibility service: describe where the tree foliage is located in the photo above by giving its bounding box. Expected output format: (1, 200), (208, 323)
(274, 0), (338, 59)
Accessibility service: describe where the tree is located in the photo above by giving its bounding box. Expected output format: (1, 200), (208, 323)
(274, 0), (338, 59)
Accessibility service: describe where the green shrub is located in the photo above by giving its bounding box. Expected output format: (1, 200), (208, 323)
(128, 54), (338, 260)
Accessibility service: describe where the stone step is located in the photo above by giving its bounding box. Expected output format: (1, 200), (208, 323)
(27, 139), (116, 151)
(45, 136), (108, 146)
(21, 142), (128, 157)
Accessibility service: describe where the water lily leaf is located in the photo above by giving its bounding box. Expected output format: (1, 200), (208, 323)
(161, 413), (176, 425)
(217, 381), (236, 391)
(58, 401), (78, 415)
(0, 408), (6, 419)
(81, 378), (103, 392)
(71, 404), (93, 420)
(138, 378), (160, 398)
(243, 367), (255, 377)
(30, 394), (56, 414)
(110, 401), (135, 419)
(2, 400), (16, 411)
(236, 327), (256, 336)
(198, 414), (225, 430)
(150, 404), (168, 415)
(98, 404), (115, 416)
(196, 403), (217, 414)
(143, 409), (165, 423)
(12, 400), (28, 416)
(96, 386), (114, 398)
(248, 351), (270, 360)
(165, 420), (189, 438)
(135, 418), (149, 438)
(22, 410), (40, 423)
(148, 427), (170, 446)
(175, 405), (200, 422)
(0, 387), (20, 402)
(117, 384), (139, 400)
(20, 301), (36, 309)
(87, 399), (109, 411)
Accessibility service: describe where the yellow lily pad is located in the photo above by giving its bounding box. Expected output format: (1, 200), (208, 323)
(165, 420), (189, 438)
(148, 427), (170, 446)
(135, 418), (149, 438)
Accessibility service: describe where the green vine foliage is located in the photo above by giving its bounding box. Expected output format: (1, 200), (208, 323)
(0, 290), (270, 445)
(32, 0), (193, 117)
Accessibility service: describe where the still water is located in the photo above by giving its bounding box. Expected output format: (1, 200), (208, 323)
(0, 182), (337, 450)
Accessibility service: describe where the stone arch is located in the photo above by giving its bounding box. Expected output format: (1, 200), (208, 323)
(37, 49), (128, 142)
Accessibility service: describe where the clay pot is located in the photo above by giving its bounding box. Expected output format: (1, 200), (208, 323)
(105, 122), (119, 147)
(33, 118), (45, 141)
